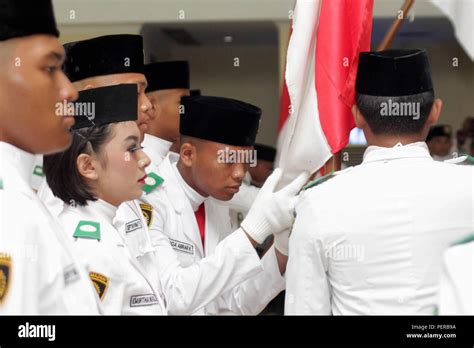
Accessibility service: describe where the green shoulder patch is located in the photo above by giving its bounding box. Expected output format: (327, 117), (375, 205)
(0, 177), (3, 190)
(303, 171), (335, 191)
(73, 220), (101, 241)
(89, 272), (109, 301)
(450, 233), (474, 247)
(139, 203), (154, 228)
(142, 172), (164, 194)
(0, 253), (12, 305)
(33, 165), (44, 177)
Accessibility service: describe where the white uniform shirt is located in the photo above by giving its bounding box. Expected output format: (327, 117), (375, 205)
(438, 238), (473, 315)
(37, 176), (65, 218)
(285, 142), (474, 315)
(141, 154), (285, 315)
(58, 199), (167, 314)
(142, 133), (172, 166)
(0, 142), (100, 314)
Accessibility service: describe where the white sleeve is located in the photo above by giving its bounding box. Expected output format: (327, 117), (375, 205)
(284, 199), (331, 315)
(215, 245), (286, 315)
(144, 199), (265, 314)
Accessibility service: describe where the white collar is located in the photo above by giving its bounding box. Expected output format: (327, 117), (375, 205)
(86, 198), (118, 223)
(143, 134), (172, 159)
(171, 160), (207, 212)
(0, 141), (36, 189)
(362, 141), (432, 164)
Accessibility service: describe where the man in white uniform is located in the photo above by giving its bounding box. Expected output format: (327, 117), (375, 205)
(285, 49), (474, 315)
(437, 234), (473, 315)
(142, 96), (308, 314)
(143, 62), (261, 223)
(0, 0), (100, 314)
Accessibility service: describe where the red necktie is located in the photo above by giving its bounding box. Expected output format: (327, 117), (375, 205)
(194, 203), (206, 248)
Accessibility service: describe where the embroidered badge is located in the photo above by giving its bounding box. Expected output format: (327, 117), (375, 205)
(33, 165), (44, 177)
(139, 203), (154, 228)
(89, 272), (109, 301)
(142, 172), (164, 194)
(73, 221), (101, 241)
(0, 253), (12, 305)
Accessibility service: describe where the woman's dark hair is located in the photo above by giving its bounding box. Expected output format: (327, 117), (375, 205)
(43, 124), (114, 206)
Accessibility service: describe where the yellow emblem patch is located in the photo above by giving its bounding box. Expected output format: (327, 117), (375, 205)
(89, 272), (109, 301)
(0, 253), (12, 305)
(139, 203), (154, 228)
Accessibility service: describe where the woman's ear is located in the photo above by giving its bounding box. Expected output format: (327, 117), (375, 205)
(77, 153), (98, 180)
(180, 141), (196, 168)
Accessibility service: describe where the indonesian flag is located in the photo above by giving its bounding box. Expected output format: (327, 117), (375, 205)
(430, 0), (474, 61)
(277, 0), (374, 185)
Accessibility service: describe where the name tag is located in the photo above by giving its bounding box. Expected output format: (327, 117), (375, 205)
(169, 238), (194, 255)
(130, 294), (159, 307)
(125, 219), (142, 233)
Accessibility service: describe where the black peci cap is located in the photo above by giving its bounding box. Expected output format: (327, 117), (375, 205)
(180, 96), (261, 147)
(63, 35), (144, 82)
(145, 61), (190, 93)
(356, 49), (434, 97)
(0, 0), (59, 41)
(71, 84), (138, 130)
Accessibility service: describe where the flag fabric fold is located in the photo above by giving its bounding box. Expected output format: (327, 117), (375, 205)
(430, 0), (474, 61)
(277, 0), (374, 186)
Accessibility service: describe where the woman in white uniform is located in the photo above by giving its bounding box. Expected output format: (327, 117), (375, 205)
(43, 84), (166, 314)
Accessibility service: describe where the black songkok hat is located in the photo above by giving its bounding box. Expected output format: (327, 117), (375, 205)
(71, 84), (138, 130)
(0, 0), (59, 41)
(63, 34), (144, 82)
(145, 61), (190, 92)
(180, 96), (261, 147)
(356, 49), (434, 97)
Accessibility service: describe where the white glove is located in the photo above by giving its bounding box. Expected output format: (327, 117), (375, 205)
(273, 229), (290, 256)
(241, 168), (309, 244)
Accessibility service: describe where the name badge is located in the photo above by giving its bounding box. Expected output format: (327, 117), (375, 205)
(125, 219), (142, 233)
(169, 238), (195, 255)
(130, 294), (159, 307)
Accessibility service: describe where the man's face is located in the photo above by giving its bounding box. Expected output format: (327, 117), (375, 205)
(77, 73), (152, 139)
(248, 160), (274, 188)
(146, 88), (189, 142)
(0, 35), (78, 154)
(185, 140), (252, 201)
(427, 136), (452, 157)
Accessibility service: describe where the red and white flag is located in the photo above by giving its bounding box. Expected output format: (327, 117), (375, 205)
(277, 0), (374, 185)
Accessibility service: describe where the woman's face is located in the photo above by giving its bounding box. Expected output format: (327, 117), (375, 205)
(92, 121), (150, 206)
